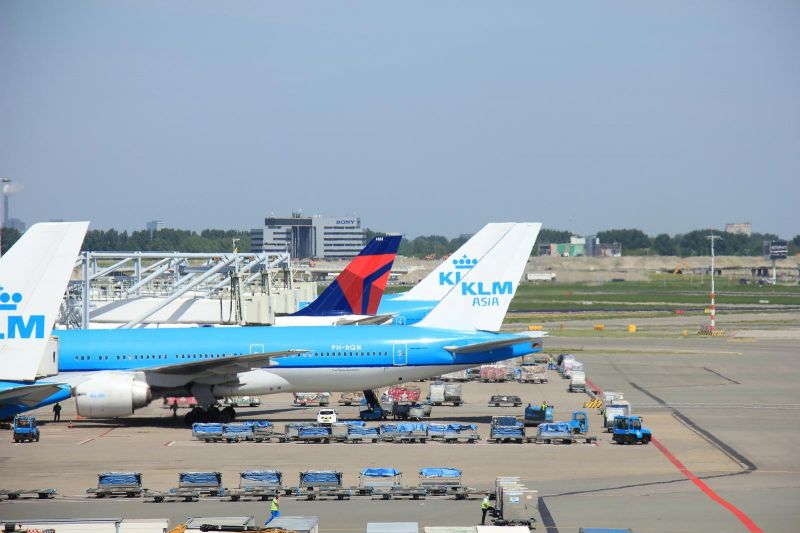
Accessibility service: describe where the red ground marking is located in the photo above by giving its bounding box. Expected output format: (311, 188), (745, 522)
(97, 427), (116, 438)
(584, 377), (763, 532)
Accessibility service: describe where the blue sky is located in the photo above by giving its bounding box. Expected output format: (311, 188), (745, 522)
(1, 1), (798, 238)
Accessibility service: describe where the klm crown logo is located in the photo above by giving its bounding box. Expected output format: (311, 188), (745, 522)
(439, 255), (478, 286)
(0, 287), (44, 339)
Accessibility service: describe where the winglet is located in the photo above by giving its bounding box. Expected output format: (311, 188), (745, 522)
(292, 235), (402, 317)
(411, 223), (541, 332)
(0, 222), (89, 381)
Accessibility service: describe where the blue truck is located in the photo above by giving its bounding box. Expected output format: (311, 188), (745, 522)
(524, 403), (554, 427)
(535, 411), (596, 444)
(612, 415), (652, 445)
(12, 415), (39, 443)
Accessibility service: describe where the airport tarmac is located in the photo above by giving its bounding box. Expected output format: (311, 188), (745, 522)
(1, 321), (798, 532)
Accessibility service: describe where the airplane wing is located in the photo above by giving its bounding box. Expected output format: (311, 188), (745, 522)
(0, 383), (70, 408)
(335, 314), (395, 326)
(145, 350), (305, 377)
(444, 332), (544, 354)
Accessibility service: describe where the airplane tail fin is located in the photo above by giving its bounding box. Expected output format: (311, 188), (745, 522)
(292, 234), (402, 317)
(393, 223), (516, 301)
(0, 222), (89, 381)
(412, 223), (541, 332)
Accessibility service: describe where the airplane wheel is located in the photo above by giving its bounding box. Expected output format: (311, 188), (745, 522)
(206, 406), (221, 423)
(221, 406), (236, 423)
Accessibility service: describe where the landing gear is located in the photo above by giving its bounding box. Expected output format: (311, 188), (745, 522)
(221, 406), (236, 423)
(183, 405), (234, 425)
(184, 407), (205, 426)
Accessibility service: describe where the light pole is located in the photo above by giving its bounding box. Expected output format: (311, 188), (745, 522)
(707, 234), (721, 331)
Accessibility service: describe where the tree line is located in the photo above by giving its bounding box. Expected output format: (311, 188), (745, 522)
(1, 226), (797, 257)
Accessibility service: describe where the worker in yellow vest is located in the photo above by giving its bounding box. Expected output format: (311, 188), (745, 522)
(265, 493), (280, 525)
(481, 494), (491, 525)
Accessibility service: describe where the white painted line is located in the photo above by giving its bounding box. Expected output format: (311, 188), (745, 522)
(77, 438), (94, 445)
(164, 440), (175, 447)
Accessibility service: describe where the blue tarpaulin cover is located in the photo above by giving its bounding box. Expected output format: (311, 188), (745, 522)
(396, 423), (427, 432)
(419, 468), (461, 478)
(348, 425), (378, 436)
(380, 424), (399, 433)
(223, 424), (254, 434)
(180, 472), (222, 485)
(299, 426), (331, 437)
(241, 470), (281, 483)
(492, 426), (524, 436)
(99, 472), (141, 486)
(446, 423), (477, 432)
(345, 420), (366, 427)
(494, 417), (522, 427)
(247, 421), (273, 428)
(360, 468), (400, 477)
(192, 423), (223, 434)
(538, 422), (571, 434)
(300, 471), (341, 484)
(427, 424), (447, 435)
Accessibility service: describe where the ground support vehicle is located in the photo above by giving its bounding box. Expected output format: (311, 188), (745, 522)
(489, 417), (526, 443)
(0, 488), (56, 500)
(282, 422), (308, 441)
(359, 404), (388, 421)
(603, 401), (631, 431)
(569, 371), (587, 393)
(296, 470), (355, 500)
(12, 416), (39, 443)
(418, 468), (470, 499)
(612, 416), (652, 445)
(222, 396), (261, 408)
(149, 471), (224, 502)
(316, 407), (338, 425)
(298, 425), (332, 443)
(293, 392), (330, 407)
(524, 404), (554, 427)
(228, 470), (283, 501)
(440, 369), (470, 382)
(488, 395), (522, 407)
(86, 472), (144, 498)
(518, 365), (548, 383)
(443, 423), (480, 443)
(222, 423), (254, 442)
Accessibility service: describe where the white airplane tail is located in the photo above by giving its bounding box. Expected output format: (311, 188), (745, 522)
(412, 222), (541, 332)
(0, 222), (89, 381)
(394, 223), (515, 301)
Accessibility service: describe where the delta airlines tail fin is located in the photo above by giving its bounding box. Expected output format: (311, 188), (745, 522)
(292, 234), (402, 317)
(412, 223), (541, 332)
(0, 222), (89, 381)
(393, 223), (515, 301)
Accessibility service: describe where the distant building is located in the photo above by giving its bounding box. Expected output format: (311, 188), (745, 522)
(146, 220), (166, 234)
(539, 235), (621, 257)
(252, 212), (364, 259)
(725, 222), (751, 236)
(5, 218), (26, 232)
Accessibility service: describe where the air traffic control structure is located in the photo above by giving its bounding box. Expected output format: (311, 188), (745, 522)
(63, 251), (318, 329)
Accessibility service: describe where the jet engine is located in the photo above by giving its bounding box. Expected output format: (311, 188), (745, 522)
(75, 373), (152, 418)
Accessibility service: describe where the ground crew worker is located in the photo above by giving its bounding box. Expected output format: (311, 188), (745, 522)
(541, 400), (547, 410)
(481, 494), (491, 525)
(52, 403), (62, 422)
(171, 400), (178, 418)
(265, 493), (280, 525)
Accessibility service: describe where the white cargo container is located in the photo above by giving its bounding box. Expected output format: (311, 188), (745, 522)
(13, 519), (169, 533)
(604, 400), (632, 430)
(569, 371), (586, 393)
(269, 516), (319, 533)
(367, 523), (419, 533)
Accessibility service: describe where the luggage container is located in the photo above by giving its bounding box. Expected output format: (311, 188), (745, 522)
(221, 423), (253, 442)
(150, 472), (223, 502)
(297, 470), (353, 500)
(86, 472), (144, 498)
(293, 392), (331, 406)
(604, 400), (631, 430)
(298, 425), (332, 443)
(569, 371), (586, 393)
(489, 416), (526, 443)
(408, 403), (429, 421)
(524, 404), (554, 427)
(250, 421), (278, 442)
(439, 369), (469, 382)
(283, 422), (307, 441)
(518, 365), (548, 384)
(367, 523), (419, 533)
(228, 470), (283, 501)
(426, 423), (447, 440)
(386, 385), (421, 403)
(338, 391), (364, 405)
(358, 468), (402, 495)
(480, 364), (508, 382)
(488, 395), (522, 407)
(347, 423), (379, 443)
(497, 488), (539, 527)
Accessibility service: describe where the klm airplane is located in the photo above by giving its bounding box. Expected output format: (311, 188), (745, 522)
(54, 223), (543, 423)
(0, 222), (89, 420)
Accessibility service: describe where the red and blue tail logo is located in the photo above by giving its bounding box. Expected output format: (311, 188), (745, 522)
(292, 235), (402, 317)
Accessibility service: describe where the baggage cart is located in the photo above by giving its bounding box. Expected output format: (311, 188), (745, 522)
(150, 471), (224, 502)
(386, 385), (421, 403)
(418, 468), (469, 499)
(518, 365), (548, 384)
(480, 364), (508, 382)
(298, 425), (332, 443)
(338, 391), (364, 405)
(192, 423), (224, 442)
(358, 468), (402, 495)
(489, 416), (526, 443)
(228, 470), (283, 501)
(347, 423), (379, 443)
(297, 470), (354, 500)
(426, 423), (447, 441)
(408, 404), (427, 421)
(443, 423), (479, 443)
(488, 395), (522, 407)
(222, 423), (254, 442)
(391, 402), (412, 420)
(86, 472), (144, 498)
(535, 421), (597, 444)
(251, 420), (279, 442)
(524, 404), (554, 427)
(0, 488), (56, 500)
(283, 422), (306, 441)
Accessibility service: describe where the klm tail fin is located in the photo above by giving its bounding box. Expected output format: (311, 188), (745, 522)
(293, 235), (402, 317)
(393, 223), (515, 301)
(0, 222), (89, 381)
(412, 223), (541, 332)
